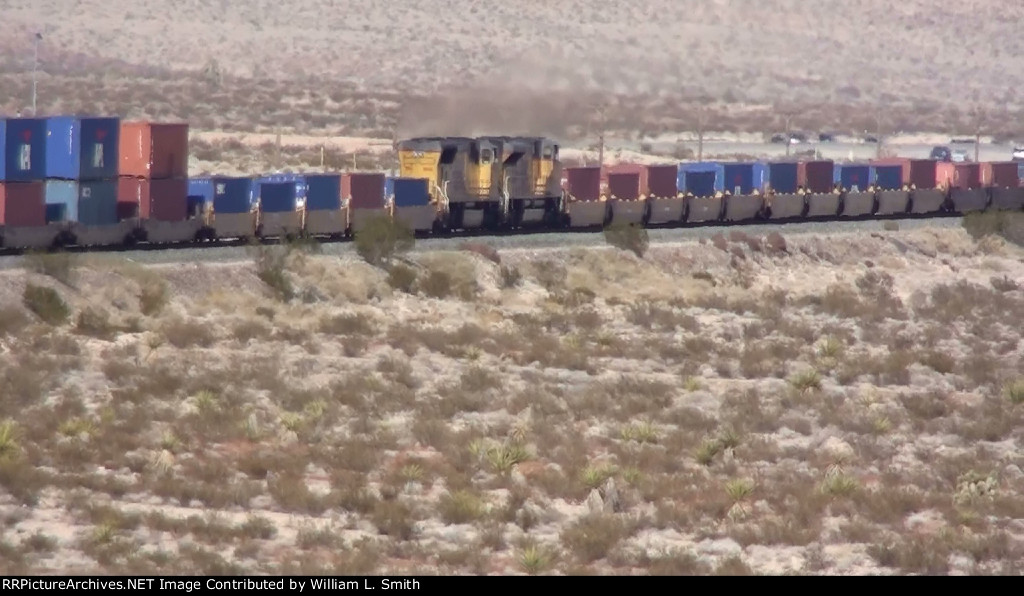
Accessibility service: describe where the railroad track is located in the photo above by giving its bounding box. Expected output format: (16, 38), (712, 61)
(0, 211), (966, 269)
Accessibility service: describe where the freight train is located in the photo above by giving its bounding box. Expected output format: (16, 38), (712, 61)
(1, 115), (1023, 252)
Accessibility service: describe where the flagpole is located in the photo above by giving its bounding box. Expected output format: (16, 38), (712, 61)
(32, 33), (41, 116)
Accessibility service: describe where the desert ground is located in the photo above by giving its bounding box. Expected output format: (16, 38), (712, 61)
(1, 215), (1022, 575)
(4, 2), (1024, 145)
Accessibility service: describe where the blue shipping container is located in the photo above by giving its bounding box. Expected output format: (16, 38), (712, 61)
(188, 178), (214, 203)
(677, 162), (725, 197)
(255, 173), (306, 208)
(4, 118), (47, 182)
(213, 177), (255, 214)
(305, 174), (342, 210)
(872, 165), (903, 191)
(679, 162), (729, 197)
(0, 120), (5, 180)
(78, 117), (120, 180)
(392, 177), (430, 207)
(76, 180), (118, 225)
(260, 181), (300, 213)
(722, 163), (767, 195)
(835, 164), (871, 192)
(44, 117), (79, 180)
(768, 162), (799, 194)
(44, 180), (80, 222)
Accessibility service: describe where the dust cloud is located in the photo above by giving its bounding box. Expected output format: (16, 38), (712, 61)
(395, 50), (604, 141)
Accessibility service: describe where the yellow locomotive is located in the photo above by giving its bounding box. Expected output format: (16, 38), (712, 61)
(397, 136), (564, 231)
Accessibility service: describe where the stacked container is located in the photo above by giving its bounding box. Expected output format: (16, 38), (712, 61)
(563, 166), (608, 228)
(765, 162), (806, 220)
(601, 164), (648, 226)
(646, 164), (686, 225)
(1, 118), (51, 228)
(947, 162), (990, 213)
(906, 159), (948, 214)
(721, 163), (767, 222)
(304, 173), (346, 236)
(989, 162), (1024, 211)
(679, 162), (726, 223)
(803, 160), (840, 217)
(40, 117), (121, 226)
(118, 121), (189, 222)
(391, 177), (437, 232)
(187, 177), (215, 217)
(343, 172), (387, 234)
(869, 157), (912, 215)
(831, 163), (875, 217)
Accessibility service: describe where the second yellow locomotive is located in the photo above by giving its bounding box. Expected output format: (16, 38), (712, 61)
(397, 136), (564, 231)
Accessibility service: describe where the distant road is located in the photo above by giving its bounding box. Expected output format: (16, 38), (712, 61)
(636, 141), (1016, 163)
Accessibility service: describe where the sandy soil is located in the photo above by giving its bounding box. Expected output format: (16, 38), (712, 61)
(0, 222), (1022, 575)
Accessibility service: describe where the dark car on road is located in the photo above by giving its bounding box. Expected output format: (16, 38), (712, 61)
(929, 146), (952, 161)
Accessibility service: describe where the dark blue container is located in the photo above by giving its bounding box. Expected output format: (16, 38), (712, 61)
(255, 173), (306, 208)
(0, 120), (6, 180)
(259, 181), (300, 213)
(77, 117), (120, 180)
(872, 165), (903, 191)
(212, 177), (255, 214)
(835, 164), (871, 192)
(768, 162), (799, 194)
(187, 178), (214, 217)
(677, 162), (725, 197)
(722, 162), (767, 195)
(392, 177), (430, 207)
(76, 180), (118, 225)
(4, 118), (47, 182)
(305, 174), (342, 210)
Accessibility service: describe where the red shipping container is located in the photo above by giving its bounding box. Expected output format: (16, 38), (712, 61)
(988, 162), (1019, 188)
(0, 181), (46, 226)
(796, 162), (808, 189)
(647, 164), (679, 198)
(870, 157), (911, 185)
(342, 173), (385, 209)
(951, 163), (981, 189)
(119, 121), (190, 179)
(934, 162), (955, 189)
(607, 172), (641, 200)
(602, 163), (649, 196)
(803, 160), (834, 193)
(910, 160), (940, 189)
(118, 178), (188, 221)
(565, 167), (601, 201)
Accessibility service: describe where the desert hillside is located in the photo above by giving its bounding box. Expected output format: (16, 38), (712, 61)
(0, 218), (1022, 575)
(1, 1), (1023, 138)
(2, 1), (1022, 107)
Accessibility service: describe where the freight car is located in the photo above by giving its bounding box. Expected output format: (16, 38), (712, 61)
(3, 119), (1024, 252)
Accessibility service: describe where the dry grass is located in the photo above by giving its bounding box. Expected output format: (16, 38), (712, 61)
(1, 226), (1023, 575)
(4, 0), (1024, 159)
